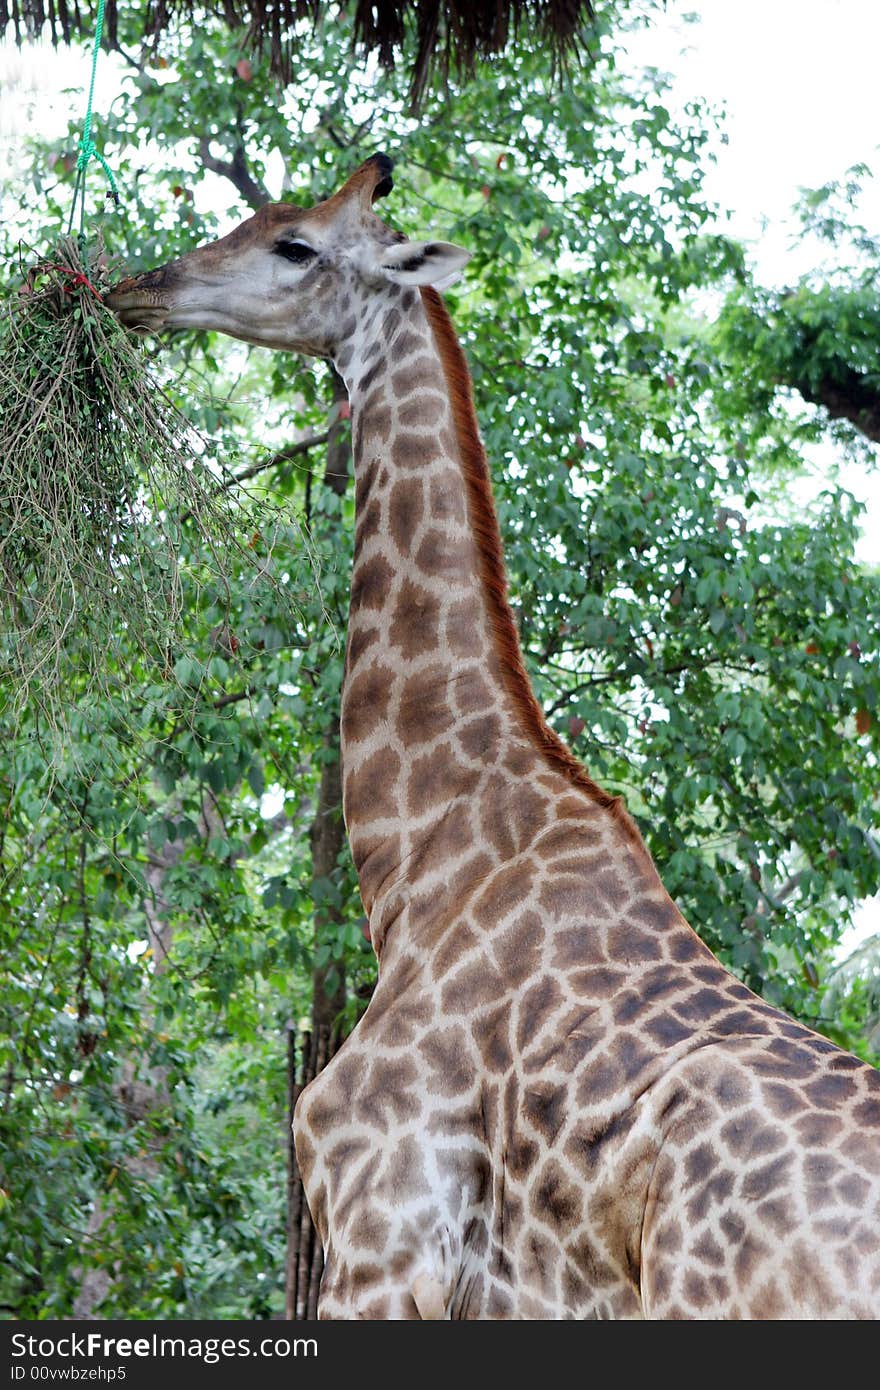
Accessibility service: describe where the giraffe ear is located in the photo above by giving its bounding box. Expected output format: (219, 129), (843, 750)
(376, 240), (471, 290)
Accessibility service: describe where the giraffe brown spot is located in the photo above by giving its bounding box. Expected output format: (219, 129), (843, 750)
(428, 917), (478, 984)
(391, 431), (443, 472)
(733, 1230), (771, 1286)
(355, 356), (385, 396)
(741, 1151), (794, 1201)
(686, 1168), (735, 1223)
(795, 1111), (839, 1148)
(473, 860), (534, 930)
(840, 1130), (880, 1175)
(471, 1003), (513, 1073)
(683, 1269), (710, 1306)
(429, 1101), (484, 1140)
(836, 1171), (870, 1206)
(516, 975), (563, 1054)
(421, 1025), (475, 1096)
(523, 1082), (568, 1144)
(538, 874), (590, 923)
(485, 1286), (515, 1318)
(389, 328), (426, 360)
(634, 896), (681, 930)
(428, 468), (467, 523)
(389, 577), (441, 659)
(511, 786), (551, 849)
(458, 713), (502, 761)
(357, 399), (392, 444)
(350, 552), (394, 613)
(345, 747), (400, 825)
(491, 909), (545, 988)
(445, 599), (484, 658)
(814, 1214), (857, 1241)
(345, 622), (379, 673)
(612, 990), (643, 1027)
(568, 1234), (623, 1290)
(397, 666), (456, 746)
(575, 1057), (621, 1107)
(414, 528), (474, 584)
(463, 1213), (490, 1256)
(441, 953), (504, 1015)
(536, 822), (603, 859)
(382, 1135), (427, 1198)
(647, 1261), (672, 1305)
(854, 1095), (880, 1127)
(785, 1242), (835, 1308)
(752, 1042), (816, 1082)
(532, 1158), (583, 1229)
(504, 745), (538, 778)
(644, 1013), (692, 1048)
(692, 1230), (725, 1268)
(651, 1217), (682, 1257)
(551, 925), (606, 970)
(669, 930), (704, 961)
(353, 498), (381, 560)
(685, 1143), (715, 1186)
(477, 773), (516, 859)
(675, 986), (734, 1025)
(453, 666), (495, 716)
(350, 828), (401, 906)
(568, 965), (631, 1001)
(720, 1112), (787, 1161)
(407, 743), (478, 818)
(507, 1134), (541, 1181)
(388, 476), (424, 555)
(449, 849), (495, 898)
(400, 395), (445, 428)
(341, 661), (395, 744)
(419, 799), (475, 871)
(762, 1081), (803, 1119)
(391, 355), (438, 398)
(375, 993), (434, 1048)
(349, 1260), (384, 1293)
(756, 1196), (798, 1238)
(355, 1055), (420, 1130)
(354, 454), (380, 510)
(610, 921), (665, 964)
(357, 1210), (392, 1253)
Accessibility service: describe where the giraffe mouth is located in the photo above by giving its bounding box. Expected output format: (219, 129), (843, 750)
(104, 277), (171, 333)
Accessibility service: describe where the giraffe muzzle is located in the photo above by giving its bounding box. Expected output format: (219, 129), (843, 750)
(105, 272), (173, 333)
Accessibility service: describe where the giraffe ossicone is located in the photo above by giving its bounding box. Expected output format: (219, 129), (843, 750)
(109, 154), (880, 1320)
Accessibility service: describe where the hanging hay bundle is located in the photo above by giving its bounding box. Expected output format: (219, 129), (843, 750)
(0, 234), (310, 723)
(1, 0), (596, 106)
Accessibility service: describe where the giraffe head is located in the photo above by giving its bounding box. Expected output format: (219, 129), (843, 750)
(106, 154), (470, 359)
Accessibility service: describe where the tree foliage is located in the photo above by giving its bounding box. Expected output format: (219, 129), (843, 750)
(1, 0), (878, 1318)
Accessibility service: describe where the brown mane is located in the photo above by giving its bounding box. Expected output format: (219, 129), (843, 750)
(420, 287), (647, 849)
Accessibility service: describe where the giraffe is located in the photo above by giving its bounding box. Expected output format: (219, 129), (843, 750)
(108, 154), (880, 1320)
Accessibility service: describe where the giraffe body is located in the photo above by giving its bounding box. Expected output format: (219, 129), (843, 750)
(108, 155), (880, 1319)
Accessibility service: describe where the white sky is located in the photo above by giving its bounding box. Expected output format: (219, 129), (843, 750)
(620, 1), (880, 254)
(1, 3), (878, 949)
(619, 1), (880, 953)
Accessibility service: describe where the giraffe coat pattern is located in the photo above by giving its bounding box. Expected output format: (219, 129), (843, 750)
(108, 155), (880, 1320)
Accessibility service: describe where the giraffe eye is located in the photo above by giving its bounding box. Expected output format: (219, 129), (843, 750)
(274, 239), (317, 265)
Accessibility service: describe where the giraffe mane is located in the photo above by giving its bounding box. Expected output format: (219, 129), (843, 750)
(420, 287), (646, 848)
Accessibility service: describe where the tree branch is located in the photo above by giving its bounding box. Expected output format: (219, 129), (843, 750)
(219, 431), (331, 493)
(196, 135), (270, 211)
(787, 369), (880, 444)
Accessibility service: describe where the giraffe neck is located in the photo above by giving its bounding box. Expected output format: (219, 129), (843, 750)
(336, 286), (640, 958)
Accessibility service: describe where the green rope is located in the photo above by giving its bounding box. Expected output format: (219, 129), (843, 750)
(67, 0), (120, 238)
